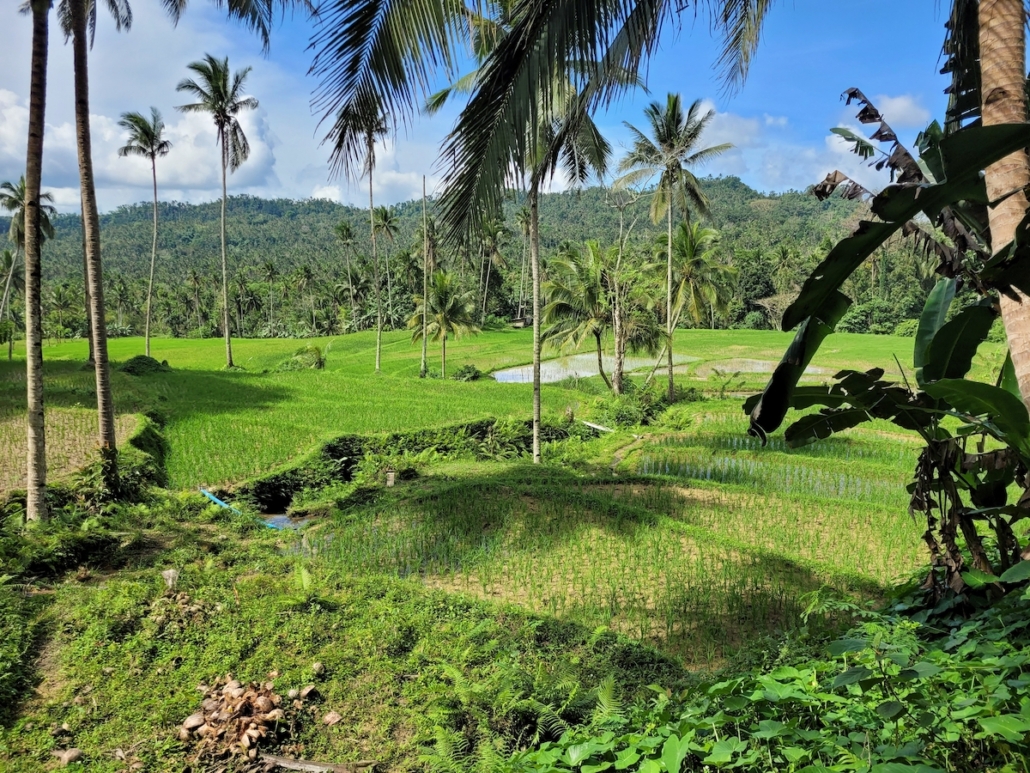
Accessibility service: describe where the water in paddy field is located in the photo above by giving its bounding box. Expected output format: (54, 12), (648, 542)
(492, 353), (698, 383)
(689, 359), (832, 377)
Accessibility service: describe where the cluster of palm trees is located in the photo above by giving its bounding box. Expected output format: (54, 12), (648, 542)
(15, 0), (311, 521)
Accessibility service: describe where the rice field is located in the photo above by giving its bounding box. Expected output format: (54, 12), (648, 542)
(3, 327), (999, 491)
(309, 400), (928, 666)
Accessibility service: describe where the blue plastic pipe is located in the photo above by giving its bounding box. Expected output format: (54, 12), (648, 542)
(199, 488), (242, 515)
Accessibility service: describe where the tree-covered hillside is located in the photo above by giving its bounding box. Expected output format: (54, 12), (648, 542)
(0, 177), (859, 284)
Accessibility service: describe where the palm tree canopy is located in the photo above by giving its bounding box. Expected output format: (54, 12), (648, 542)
(542, 240), (611, 350)
(0, 177), (56, 248)
(160, 0), (315, 53)
(176, 54), (258, 171)
(665, 219), (737, 325)
(617, 93), (731, 222)
(308, 0), (774, 245)
(117, 107), (172, 161)
(408, 269), (478, 342)
(373, 206), (398, 241)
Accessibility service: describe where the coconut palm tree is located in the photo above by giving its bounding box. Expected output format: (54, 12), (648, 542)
(514, 205), (531, 317)
(479, 215), (509, 322)
(117, 107), (171, 358)
(19, 0), (52, 521)
(0, 177), (55, 325)
(408, 270), (478, 379)
(176, 54), (258, 366)
(667, 221), (736, 331)
(617, 94), (731, 402)
(0, 249), (24, 361)
(542, 240), (613, 389)
(373, 205), (398, 323)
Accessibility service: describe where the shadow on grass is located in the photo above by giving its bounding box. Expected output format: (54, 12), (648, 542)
(0, 358), (293, 425)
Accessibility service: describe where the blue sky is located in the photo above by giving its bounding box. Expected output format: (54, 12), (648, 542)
(0, 1), (953, 212)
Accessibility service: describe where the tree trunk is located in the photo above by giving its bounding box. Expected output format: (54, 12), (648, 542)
(612, 210), (626, 395)
(24, 0), (49, 521)
(482, 251), (492, 323)
(517, 232), (528, 318)
(219, 132), (234, 367)
(666, 194), (675, 402)
(980, 0), (1030, 405)
(145, 156), (158, 358)
(384, 249), (393, 326)
(595, 331), (612, 390)
(420, 176), (428, 378)
(529, 183), (542, 464)
(369, 154), (382, 372)
(441, 334), (446, 379)
(70, 0), (116, 456)
(80, 202), (94, 366)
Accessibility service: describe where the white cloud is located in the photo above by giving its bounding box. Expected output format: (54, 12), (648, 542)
(764, 114), (788, 128)
(871, 94), (931, 128)
(311, 184), (343, 202)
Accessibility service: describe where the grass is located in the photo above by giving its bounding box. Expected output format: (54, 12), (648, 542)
(0, 328), (1003, 492)
(0, 327), (984, 770)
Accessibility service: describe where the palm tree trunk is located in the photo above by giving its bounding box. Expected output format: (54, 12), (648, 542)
(517, 234), (528, 318)
(482, 251), (493, 323)
(980, 0), (1030, 406)
(441, 334), (447, 379)
(612, 210), (626, 395)
(345, 250), (356, 321)
(220, 134), (234, 367)
(80, 203), (94, 366)
(385, 249), (393, 326)
(70, 0), (116, 457)
(145, 157), (158, 358)
(529, 182), (542, 464)
(24, 0), (49, 521)
(666, 195), (675, 402)
(595, 331), (612, 390)
(370, 159), (382, 372)
(420, 176), (428, 378)
(0, 255), (14, 324)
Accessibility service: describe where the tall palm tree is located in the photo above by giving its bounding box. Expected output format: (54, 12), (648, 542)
(295, 264), (316, 331)
(542, 240), (612, 389)
(20, 0), (52, 521)
(373, 204), (398, 323)
(176, 54), (258, 367)
(187, 268), (203, 331)
(333, 220), (358, 319)
(514, 205), (531, 318)
(117, 107), (171, 358)
(617, 94), (731, 402)
(65, 0), (126, 462)
(0, 177), (55, 324)
(479, 215), (508, 322)
(667, 220), (736, 331)
(408, 270), (478, 379)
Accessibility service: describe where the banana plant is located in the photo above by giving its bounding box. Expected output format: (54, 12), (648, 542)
(744, 90), (1030, 599)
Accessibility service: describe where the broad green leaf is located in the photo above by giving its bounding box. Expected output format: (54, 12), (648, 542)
(876, 700), (907, 720)
(915, 278), (956, 385)
(923, 379), (1030, 456)
(870, 765), (945, 773)
(1001, 351), (1020, 399)
(923, 303), (996, 384)
(785, 407), (871, 448)
(747, 292), (851, 438)
(702, 738), (746, 765)
(781, 746), (809, 764)
(613, 747), (640, 770)
(999, 560), (1030, 583)
(565, 742), (598, 766)
(660, 734), (689, 773)
(960, 568), (997, 589)
(583, 763), (612, 773)
(751, 720), (787, 739)
(833, 666), (873, 688)
(828, 638), (868, 656)
(977, 713), (1030, 742)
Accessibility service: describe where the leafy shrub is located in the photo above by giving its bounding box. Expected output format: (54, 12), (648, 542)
(502, 590), (1030, 773)
(452, 364), (482, 382)
(987, 317), (1007, 343)
(892, 318), (918, 337)
(120, 355), (170, 376)
(275, 344), (325, 371)
(739, 310), (768, 330)
(837, 298), (903, 335)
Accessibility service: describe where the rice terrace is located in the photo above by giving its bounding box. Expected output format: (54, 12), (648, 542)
(4, 1), (1030, 772)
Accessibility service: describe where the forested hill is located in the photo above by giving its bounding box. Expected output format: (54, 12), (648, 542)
(4, 176), (861, 283)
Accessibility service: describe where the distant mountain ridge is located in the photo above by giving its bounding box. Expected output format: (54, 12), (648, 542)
(0, 176), (861, 283)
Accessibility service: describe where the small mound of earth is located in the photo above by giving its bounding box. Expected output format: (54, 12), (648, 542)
(120, 355), (171, 376)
